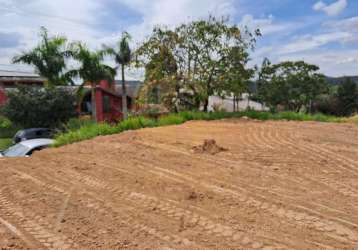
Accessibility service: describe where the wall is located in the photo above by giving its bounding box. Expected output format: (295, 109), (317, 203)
(0, 88), (7, 105)
(208, 94), (269, 112)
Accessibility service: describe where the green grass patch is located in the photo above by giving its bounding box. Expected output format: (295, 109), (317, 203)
(342, 115), (358, 124)
(0, 138), (12, 151)
(54, 111), (345, 147)
(0, 116), (22, 139)
(157, 114), (186, 126)
(0, 126), (21, 139)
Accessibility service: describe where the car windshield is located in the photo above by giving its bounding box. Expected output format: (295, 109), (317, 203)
(15, 130), (25, 137)
(2, 144), (30, 157)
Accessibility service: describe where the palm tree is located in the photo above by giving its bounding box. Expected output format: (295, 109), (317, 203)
(12, 27), (73, 86)
(69, 43), (115, 120)
(103, 32), (132, 120)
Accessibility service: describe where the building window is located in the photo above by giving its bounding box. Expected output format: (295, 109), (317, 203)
(103, 95), (111, 113)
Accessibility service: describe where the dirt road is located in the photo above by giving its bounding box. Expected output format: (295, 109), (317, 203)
(0, 119), (358, 249)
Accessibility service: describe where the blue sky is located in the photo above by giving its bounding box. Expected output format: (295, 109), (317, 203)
(0, 0), (357, 77)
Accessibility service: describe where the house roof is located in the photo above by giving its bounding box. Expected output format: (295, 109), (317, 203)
(0, 70), (46, 83)
(114, 80), (143, 98)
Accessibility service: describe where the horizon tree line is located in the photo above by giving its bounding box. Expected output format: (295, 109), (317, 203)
(10, 18), (358, 120)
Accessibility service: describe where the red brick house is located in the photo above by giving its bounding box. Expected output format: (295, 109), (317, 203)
(0, 70), (142, 123)
(79, 80), (142, 122)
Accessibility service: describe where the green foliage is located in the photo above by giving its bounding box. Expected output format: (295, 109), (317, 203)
(69, 43), (116, 85)
(103, 31), (133, 119)
(54, 111), (343, 147)
(68, 42), (116, 119)
(1, 86), (77, 128)
(0, 138), (12, 151)
(343, 115), (358, 124)
(12, 27), (74, 86)
(157, 114), (186, 126)
(0, 116), (19, 139)
(54, 122), (116, 146)
(257, 60), (328, 112)
(337, 78), (358, 116)
(63, 117), (95, 132)
(313, 94), (340, 116)
(136, 16), (259, 111)
(0, 124), (21, 139)
(314, 78), (358, 117)
(54, 116), (154, 147)
(0, 116), (12, 129)
(116, 117), (152, 131)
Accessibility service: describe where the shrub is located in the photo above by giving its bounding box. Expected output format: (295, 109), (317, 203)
(0, 116), (12, 129)
(0, 116), (21, 139)
(157, 114), (186, 126)
(1, 85), (77, 128)
(0, 138), (12, 150)
(54, 111), (345, 147)
(64, 117), (95, 132)
(337, 78), (358, 116)
(54, 122), (117, 146)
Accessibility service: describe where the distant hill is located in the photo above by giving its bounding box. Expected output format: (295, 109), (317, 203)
(325, 76), (358, 85)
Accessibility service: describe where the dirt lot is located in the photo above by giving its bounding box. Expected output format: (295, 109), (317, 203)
(0, 119), (358, 249)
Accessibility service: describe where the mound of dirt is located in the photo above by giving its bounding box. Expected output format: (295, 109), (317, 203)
(192, 139), (228, 155)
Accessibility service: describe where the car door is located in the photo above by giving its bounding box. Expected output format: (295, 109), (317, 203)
(26, 146), (46, 156)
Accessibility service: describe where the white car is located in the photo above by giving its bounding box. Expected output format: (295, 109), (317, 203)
(0, 139), (54, 157)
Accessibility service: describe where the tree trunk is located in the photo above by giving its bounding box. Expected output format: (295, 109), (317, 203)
(233, 96), (236, 112)
(121, 64), (128, 120)
(203, 97), (209, 112)
(236, 96), (240, 112)
(91, 82), (97, 121)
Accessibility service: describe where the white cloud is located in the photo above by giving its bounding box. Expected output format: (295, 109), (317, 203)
(0, 0), (238, 79)
(323, 16), (358, 43)
(0, 0), (356, 78)
(279, 32), (352, 54)
(111, 0), (237, 45)
(313, 1), (326, 11)
(313, 0), (347, 16)
(239, 14), (299, 36)
(324, 16), (358, 32)
(277, 49), (358, 77)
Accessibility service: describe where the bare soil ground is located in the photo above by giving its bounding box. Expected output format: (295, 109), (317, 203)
(0, 119), (358, 249)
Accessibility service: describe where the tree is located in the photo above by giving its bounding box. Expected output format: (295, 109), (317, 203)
(337, 78), (358, 116)
(136, 16), (259, 112)
(0, 86), (77, 128)
(103, 32), (132, 120)
(136, 30), (182, 111)
(257, 60), (328, 112)
(222, 46), (254, 111)
(69, 43), (115, 120)
(12, 27), (73, 86)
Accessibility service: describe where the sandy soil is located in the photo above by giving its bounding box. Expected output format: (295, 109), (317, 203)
(0, 119), (358, 249)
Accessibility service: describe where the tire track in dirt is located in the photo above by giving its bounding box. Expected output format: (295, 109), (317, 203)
(133, 140), (358, 246)
(206, 124), (358, 201)
(0, 215), (37, 249)
(137, 152), (358, 227)
(23, 155), (286, 247)
(244, 125), (358, 200)
(1, 120), (357, 249)
(57, 160), (286, 250)
(147, 161), (358, 246)
(9, 166), (199, 249)
(260, 125), (358, 198)
(132, 136), (355, 226)
(55, 154), (352, 249)
(264, 125), (358, 176)
(0, 189), (77, 250)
